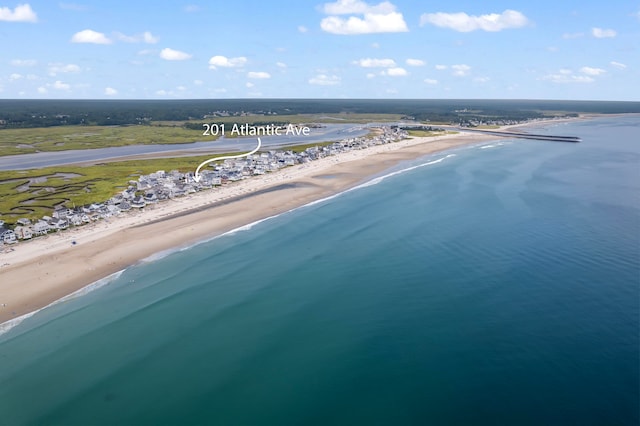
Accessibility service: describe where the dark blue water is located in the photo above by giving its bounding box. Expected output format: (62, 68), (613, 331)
(0, 116), (638, 425)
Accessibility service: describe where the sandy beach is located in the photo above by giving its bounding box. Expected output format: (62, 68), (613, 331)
(0, 126), (548, 324)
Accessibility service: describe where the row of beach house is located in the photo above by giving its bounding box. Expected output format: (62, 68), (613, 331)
(0, 126), (408, 248)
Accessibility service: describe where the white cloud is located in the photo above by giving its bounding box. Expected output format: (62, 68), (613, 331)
(247, 71), (271, 79)
(52, 80), (70, 90)
(115, 31), (158, 44)
(321, 12), (408, 34)
(610, 61), (627, 70)
(208, 55), (247, 69)
(580, 66), (606, 76)
(143, 32), (159, 44)
(371, 42), (379, 48)
(246, 82), (254, 88)
(298, 25), (308, 33)
(551, 75), (594, 83)
(104, 87), (118, 96)
(353, 58), (396, 67)
(160, 48), (191, 61)
(541, 71), (595, 83)
(406, 58), (425, 66)
(0, 3), (37, 22)
(420, 9), (529, 32)
(424, 78), (438, 85)
(309, 74), (341, 85)
(71, 29), (112, 44)
(382, 67), (407, 76)
(592, 27), (616, 38)
(37, 86), (47, 94)
(366, 72), (376, 78)
(9, 73), (22, 81)
(184, 5), (200, 13)
(193, 79), (203, 85)
(48, 63), (81, 76)
(10, 59), (37, 66)
(451, 64), (471, 76)
(320, 0), (408, 35)
(473, 76), (490, 83)
(276, 62), (287, 68)
(435, 64), (447, 70)
(154, 88), (184, 96)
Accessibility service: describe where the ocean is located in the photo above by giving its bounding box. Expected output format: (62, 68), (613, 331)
(0, 116), (638, 425)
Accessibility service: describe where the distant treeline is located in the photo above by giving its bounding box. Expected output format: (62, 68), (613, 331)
(0, 99), (638, 129)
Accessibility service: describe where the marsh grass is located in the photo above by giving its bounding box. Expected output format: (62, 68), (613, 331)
(0, 152), (250, 223)
(0, 137), (344, 222)
(0, 125), (215, 156)
(0, 113), (403, 156)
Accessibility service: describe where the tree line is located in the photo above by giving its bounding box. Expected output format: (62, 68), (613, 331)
(0, 99), (635, 129)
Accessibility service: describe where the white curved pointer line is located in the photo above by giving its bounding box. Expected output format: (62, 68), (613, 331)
(193, 137), (261, 182)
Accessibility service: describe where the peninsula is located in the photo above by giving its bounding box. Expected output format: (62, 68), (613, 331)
(0, 129), (498, 325)
(0, 98), (628, 328)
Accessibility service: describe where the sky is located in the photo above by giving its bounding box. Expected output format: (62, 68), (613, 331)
(0, 0), (638, 100)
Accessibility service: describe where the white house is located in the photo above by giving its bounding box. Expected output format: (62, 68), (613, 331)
(1, 229), (17, 244)
(14, 225), (33, 240)
(33, 220), (50, 235)
(131, 196), (146, 209)
(118, 201), (131, 212)
(49, 218), (69, 230)
(16, 218), (32, 226)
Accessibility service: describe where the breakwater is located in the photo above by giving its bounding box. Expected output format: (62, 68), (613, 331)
(455, 128), (581, 142)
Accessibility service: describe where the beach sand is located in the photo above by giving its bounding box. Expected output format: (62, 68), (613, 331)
(0, 132), (496, 324)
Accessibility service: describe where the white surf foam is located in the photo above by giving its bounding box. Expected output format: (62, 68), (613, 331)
(354, 154), (457, 189)
(304, 154), (458, 206)
(141, 248), (181, 263)
(0, 269), (125, 337)
(1, 152), (461, 337)
(142, 153), (462, 259)
(479, 141), (508, 149)
(166, 154), (460, 254)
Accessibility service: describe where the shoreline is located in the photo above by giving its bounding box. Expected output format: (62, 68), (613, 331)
(0, 116), (585, 326)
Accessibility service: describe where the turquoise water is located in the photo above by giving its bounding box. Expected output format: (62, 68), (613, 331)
(0, 116), (638, 425)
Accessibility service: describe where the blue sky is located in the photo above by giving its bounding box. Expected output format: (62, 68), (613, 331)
(0, 0), (638, 100)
